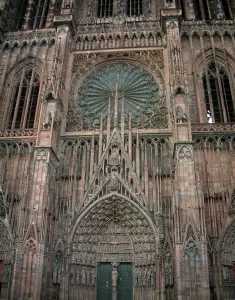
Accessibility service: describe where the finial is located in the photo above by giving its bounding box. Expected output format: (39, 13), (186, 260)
(114, 78), (119, 128)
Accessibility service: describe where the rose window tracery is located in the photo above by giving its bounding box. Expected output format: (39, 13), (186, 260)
(76, 63), (162, 127)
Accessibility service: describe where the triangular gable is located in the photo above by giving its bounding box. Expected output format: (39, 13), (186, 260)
(81, 128), (147, 210)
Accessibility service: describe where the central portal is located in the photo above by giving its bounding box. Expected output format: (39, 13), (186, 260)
(69, 196), (157, 300)
(97, 263), (133, 300)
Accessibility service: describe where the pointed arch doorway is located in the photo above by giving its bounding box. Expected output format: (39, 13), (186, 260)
(68, 194), (158, 300)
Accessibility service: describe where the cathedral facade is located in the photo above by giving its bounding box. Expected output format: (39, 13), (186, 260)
(0, 0), (235, 299)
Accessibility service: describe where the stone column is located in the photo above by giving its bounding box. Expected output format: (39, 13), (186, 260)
(112, 262), (118, 300)
(161, 9), (210, 300)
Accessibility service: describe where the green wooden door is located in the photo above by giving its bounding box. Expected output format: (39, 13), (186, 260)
(97, 263), (112, 300)
(117, 263), (133, 300)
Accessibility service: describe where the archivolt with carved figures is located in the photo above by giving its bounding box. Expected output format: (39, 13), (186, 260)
(68, 194), (159, 300)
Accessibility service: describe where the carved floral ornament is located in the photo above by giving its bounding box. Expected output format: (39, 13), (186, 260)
(177, 144), (193, 161)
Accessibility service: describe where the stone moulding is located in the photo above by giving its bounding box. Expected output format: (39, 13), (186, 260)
(191, 123), (235, 133)
(180, 19), (235, 37)
(0, 129), (37, 139)
(74, 20), (167, 51)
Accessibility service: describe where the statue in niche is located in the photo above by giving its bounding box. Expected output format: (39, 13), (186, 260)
(53, 250), (63, 284)
(149, 35), (154, 46)
(91, 269), (96, 286)
(140, 36), (145, 47)
(109, 145), (120, 166)
(1, 264), (11, 283)
(86, 269), (91, 285)
(70, 266), (76, 285)
(100, 38), (105, 49)
(81, 267), (86, 285)
(134, 272), (138, 286)
(108, 166), (120, 192)
(157, 36), (162, 46)
(150, 270), (155, 287)
(176, 105), (188, 123)
(42, 111), (52, 130)
(132, 36), (137, 47)
(112, 264), (118, 287)
(76, 267), (80, 284)
(108, 37), (113, 48)
(143, 269), (148, 286)
(91, 39), (96, 49)
(84, 39), (88, 50)
(124, 36), (129, 47)
(116, 37), (121, 48)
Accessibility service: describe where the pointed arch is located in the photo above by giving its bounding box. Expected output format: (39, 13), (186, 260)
(220, 218), (235, 298)
(164, 242), (174, 299)
(52, 241), (64, 299)
(8, 69), (40, 129)
(1, 58), (43, 131)
(20, 226), (38, 298)
(68, 193), (158, 300)
(202, 61), (235, 123)
(182, 234), (202, 298)
(17, 0), (50, 30)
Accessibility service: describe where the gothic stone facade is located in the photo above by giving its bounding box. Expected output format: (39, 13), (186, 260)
(0, 0), (235, 299)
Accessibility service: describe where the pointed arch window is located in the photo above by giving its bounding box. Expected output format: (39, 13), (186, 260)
(202, 62), (235, 123)
(221, 0), (232, 19)
(192, 0), (210, 20)
(8, 70), (40, 130)
(17, 0), (50, 30)
(97, 0), (113, 18)
(127, 0), (143, 17)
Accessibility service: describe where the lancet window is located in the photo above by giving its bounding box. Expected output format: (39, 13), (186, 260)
(183, 240), (202, 295)
(17, 0), (50, 30)
(8, 70), (40, 130)
(202, 62), (235, 123)
(127, 0), (143, 17)
(97, 0), (113, 18)
(192, 0), (209, 20)
(221, 0), (232, 19)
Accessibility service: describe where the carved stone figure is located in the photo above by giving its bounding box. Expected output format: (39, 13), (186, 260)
(1, 264), (11, 284)
(176, 105), (188, 123)
(112, 266), (118, 287)
(81, 267), (86, 285)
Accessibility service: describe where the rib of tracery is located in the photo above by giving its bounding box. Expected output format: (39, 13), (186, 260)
(76, 63), (162, 128)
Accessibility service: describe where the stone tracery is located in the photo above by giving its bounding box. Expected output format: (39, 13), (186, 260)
(76, 63), (161, 127)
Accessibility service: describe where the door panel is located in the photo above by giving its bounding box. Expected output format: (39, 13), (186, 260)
(117, 263), (133, 300)
(97, 263), (112, 300)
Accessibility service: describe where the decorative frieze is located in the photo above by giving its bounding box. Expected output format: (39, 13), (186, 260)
(192, 123), (235, 133)
(74, 20), (167, 51)
(181, 19), (235, 37)
(0, 129), (37, 138)
(2, 28), (56, 48)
